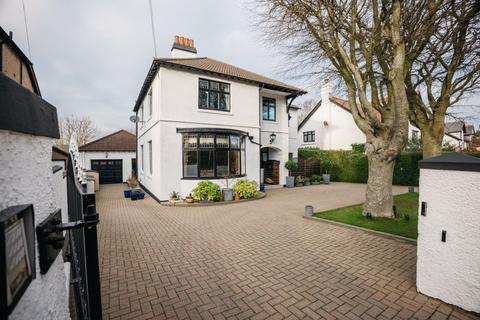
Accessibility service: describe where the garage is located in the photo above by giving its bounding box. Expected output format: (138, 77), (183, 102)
(79, 130), (136, 185)
(91, 159), (123, 184)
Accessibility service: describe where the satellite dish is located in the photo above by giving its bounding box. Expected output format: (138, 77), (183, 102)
(129, 115), (140, 123)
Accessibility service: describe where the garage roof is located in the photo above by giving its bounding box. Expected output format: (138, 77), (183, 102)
(79, 130), (136, 152)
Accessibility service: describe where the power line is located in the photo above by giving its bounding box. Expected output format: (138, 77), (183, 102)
(149, 0), (158, 57)
(21, 0), (32, 59)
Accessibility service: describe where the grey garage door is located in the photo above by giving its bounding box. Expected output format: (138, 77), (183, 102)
(91, 159), (123, 184)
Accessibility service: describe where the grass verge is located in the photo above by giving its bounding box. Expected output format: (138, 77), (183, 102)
(313, 193), (418, 239)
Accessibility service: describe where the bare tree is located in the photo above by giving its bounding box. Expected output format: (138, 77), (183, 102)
(57, 115), (98, 147)
(254, 0), (441, 217)
(298, 98), (318, 122)
(405, 1), (480, 158)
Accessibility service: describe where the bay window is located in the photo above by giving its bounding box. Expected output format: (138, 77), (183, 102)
(181, 131), (246, 178)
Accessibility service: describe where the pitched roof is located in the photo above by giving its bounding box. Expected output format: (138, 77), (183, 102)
(298, 100), (322, 130)
(79, 130), (136, 152)
(133, 57), (306, 111)
(0, 27), (41, 95)
(465, 124), (475, 135)
(444, 121), (465, 134)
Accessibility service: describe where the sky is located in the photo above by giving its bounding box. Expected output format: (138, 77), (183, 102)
(1, 0), (479, 138)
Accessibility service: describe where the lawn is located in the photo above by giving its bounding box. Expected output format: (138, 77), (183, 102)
(313, 193), (419, 239)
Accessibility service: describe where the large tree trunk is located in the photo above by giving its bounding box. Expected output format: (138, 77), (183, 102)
(363, 150), (395, 218)
(421, 131), (443, 159)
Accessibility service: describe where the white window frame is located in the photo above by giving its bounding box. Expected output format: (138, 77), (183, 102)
(148, 140), (153, 175)
(147, 89), (152, 118)
(141, 145), (144, 172)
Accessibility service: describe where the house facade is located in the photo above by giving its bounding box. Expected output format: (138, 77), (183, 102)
(79, 130), (136, 184)
(134, 36), (305, 200)
(297, 80), (366, 150)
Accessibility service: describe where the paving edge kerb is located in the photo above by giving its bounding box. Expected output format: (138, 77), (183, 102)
(160, 192), (267, 207)
(303, 215), (417, 244)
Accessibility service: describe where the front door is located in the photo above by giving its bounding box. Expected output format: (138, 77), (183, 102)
(264, 160), (279, 184)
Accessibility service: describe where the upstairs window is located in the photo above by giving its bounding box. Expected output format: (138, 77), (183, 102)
(147, 89), (152, 117)
(262, 97), (276, 121)
(198, 79), (230, 111)
(303, 131), (315, 142)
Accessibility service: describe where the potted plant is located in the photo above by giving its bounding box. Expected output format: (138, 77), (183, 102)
(222, 176), (234, 201)
(321, 158), (333, 184)
(127, 175), (138, 188)
(233, 179), (258, 200)
(304, 177), (311, 186)
(185, 193), (194, 203)
(295, 175), (304, 187)
(169, 191), (180, 203)
(311, 175), (321, 185)
(284, 160), (298, 188)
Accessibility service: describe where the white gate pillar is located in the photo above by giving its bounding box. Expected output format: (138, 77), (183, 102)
(417, 153), (480, 313)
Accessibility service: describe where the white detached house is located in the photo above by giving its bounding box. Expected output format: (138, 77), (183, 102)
(134, 36), (305, 200)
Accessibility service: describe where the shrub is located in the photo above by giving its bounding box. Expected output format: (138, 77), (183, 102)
(192, 181), (222, 201)
(351, 143), (365, 153)
(233, 179), (258, 199)
(284, 160), (298, 174)
(311, 174), (322, 182)
(295, 175), (304, 184)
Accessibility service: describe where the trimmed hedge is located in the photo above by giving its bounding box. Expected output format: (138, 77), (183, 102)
(298, 148), (480, 186)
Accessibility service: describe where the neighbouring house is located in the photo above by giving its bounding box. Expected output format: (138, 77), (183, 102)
(0, 27), (40, 95)
(133, 36), (306, 200)
(79, 129), (136, 184)
(297, 80), (475, 152)
(297, 80), (366, 150)
(0, 26), (71, 318)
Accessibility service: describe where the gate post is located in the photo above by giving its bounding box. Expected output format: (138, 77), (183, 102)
(417, 153), (480, 313)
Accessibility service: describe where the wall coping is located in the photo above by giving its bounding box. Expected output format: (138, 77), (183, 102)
(419, 153), (480, 172)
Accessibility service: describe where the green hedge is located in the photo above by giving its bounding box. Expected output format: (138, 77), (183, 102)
(298, 148), (480, 186)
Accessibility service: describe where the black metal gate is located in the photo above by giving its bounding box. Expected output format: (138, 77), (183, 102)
(66, 154), (102, 320)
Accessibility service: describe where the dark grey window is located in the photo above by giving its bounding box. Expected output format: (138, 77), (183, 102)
(262, 97), (276, 121)
(182, 133), (245, 178)
(199, 79), (230, 111)
(303, 131), (315, 142)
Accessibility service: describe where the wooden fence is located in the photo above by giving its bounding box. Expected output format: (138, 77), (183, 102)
(291, 157), (321, 177)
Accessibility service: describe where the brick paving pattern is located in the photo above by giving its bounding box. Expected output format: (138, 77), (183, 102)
(97, 183), (479, 320)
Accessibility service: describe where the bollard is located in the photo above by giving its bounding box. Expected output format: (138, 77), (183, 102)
(305, 205), (313, 217)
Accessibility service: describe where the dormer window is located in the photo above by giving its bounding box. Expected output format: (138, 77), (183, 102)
(199, 79), (230, 112)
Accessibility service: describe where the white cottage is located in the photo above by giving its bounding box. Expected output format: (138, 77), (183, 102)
(133, 36), (306, 200)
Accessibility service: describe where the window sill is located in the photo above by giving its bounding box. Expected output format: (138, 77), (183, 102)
(198, 109), (233, 116)
(262, 119), (278, 124)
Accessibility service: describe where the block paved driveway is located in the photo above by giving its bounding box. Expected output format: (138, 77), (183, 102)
(97, 183), (479, 320)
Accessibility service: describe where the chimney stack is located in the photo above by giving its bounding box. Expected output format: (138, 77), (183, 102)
(321, 78), (332, 101)
(8, 31), (13, 39)
(171, 35), (197, 58)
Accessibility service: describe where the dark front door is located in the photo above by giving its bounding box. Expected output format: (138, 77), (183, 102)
(91, 160), (123, 184)
(264, 160), (280, 184)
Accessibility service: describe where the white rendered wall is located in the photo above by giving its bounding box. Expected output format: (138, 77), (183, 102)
(0, 129), (69, 319)
(288, 108), (299, 159)
(81, 151), (136, 182)
(417, 168), (480, 313)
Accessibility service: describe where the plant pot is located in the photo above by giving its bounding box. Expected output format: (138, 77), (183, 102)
(312, 181), (319, 185)
(169, 198), (178, 203)
(322, 174), (331, 184)
(235, 193), (241, 201)
(304, 181), (311, 186)
(124, 189), (132, 198)
(286, 176), (295, 188)
(185, 197), (194, 203)
(223, 188), (233, 201)
(296, 183), (304, 187)
(137, 192), (145, 200)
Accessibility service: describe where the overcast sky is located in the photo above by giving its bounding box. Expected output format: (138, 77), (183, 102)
(1, 0), (478, 138)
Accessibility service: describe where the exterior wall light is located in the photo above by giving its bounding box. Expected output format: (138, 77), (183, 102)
(269, 132), (276, 144)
